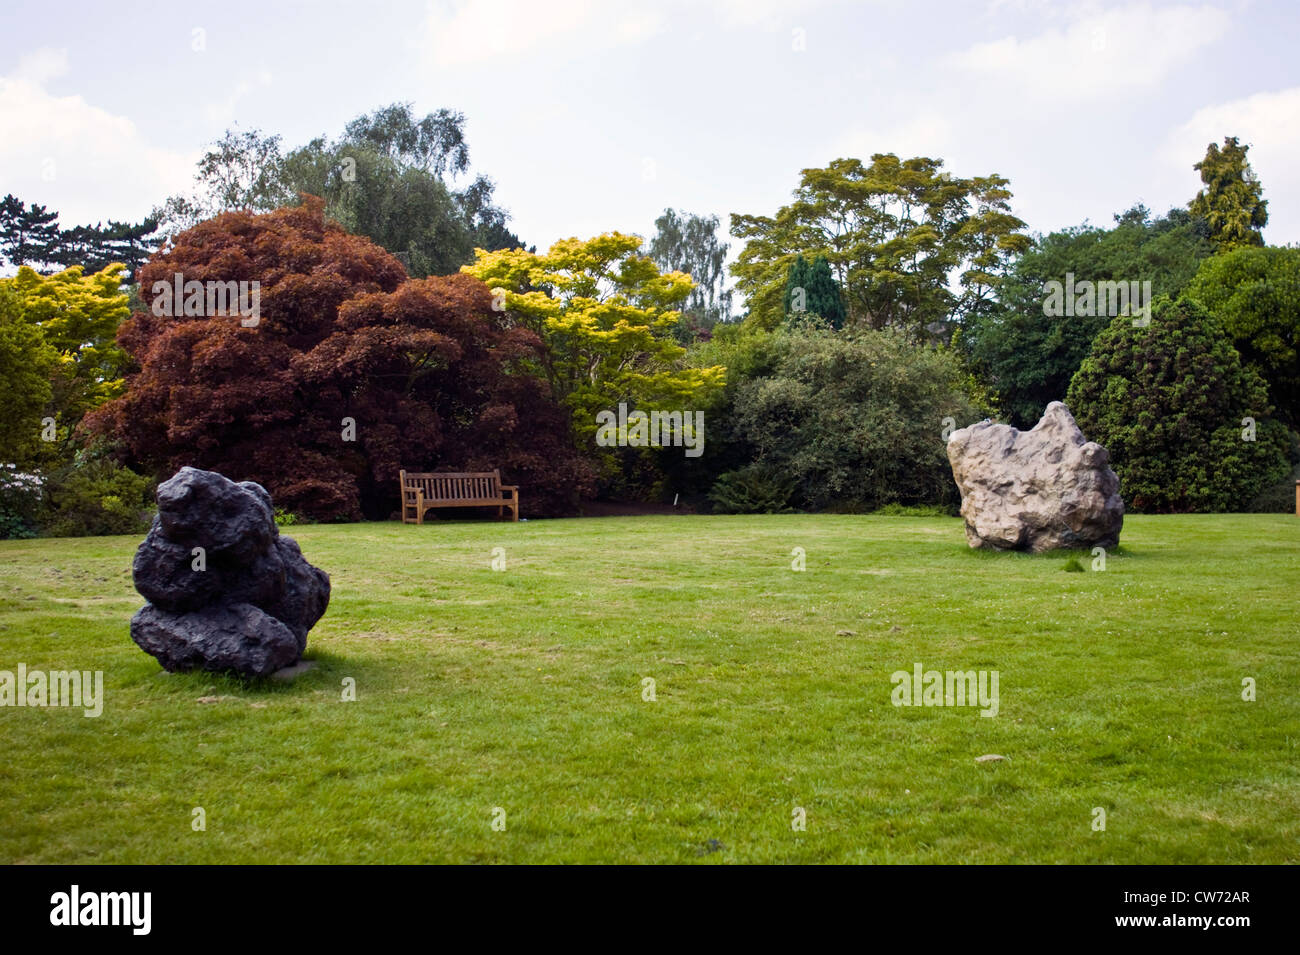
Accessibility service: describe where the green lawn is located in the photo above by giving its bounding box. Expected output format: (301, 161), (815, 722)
(1, 513), (1297, 863)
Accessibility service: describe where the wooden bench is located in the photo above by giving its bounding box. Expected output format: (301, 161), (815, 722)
(400, 470), (519, 523)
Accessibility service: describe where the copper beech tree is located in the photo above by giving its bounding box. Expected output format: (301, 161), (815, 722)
(87, 198), (594, 519)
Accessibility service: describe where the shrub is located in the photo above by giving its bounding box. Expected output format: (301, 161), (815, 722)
(1184, 246), (1300, 427)
(708, 464), (797, 514)
(0, 466), (43, 539)
(39, 459), (154, 537)
(656, 323), (782, 504)
(1246, 464), (1300, 513)
(727, 325), (987, 511)
(1066, 296), (1290, 512)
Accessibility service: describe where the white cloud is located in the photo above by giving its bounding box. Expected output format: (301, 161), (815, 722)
(206, 69), (275, 126)
(1165, 87), (1300, 245)
(709, 0), (831, 30)
(422, 0), (639, 68)
(949, 2), (1229, 102)
(0, 69), (196, 227)
(419, 0), (834, 68)
(13, 47), (69, 85)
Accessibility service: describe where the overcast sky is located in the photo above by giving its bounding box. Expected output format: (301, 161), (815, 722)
(2, 0), (1297, 279)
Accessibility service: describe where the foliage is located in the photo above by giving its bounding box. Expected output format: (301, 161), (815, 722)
(3, 264), (132, 430)
(783, 253), (845, 328)
(0, 194), (60, 269)
(661, 322), (782, 502)
(38, 457), (154, 538)
(686, 321), (780, 393)
(1184, 245), (1300, 426)
(86, 200), (592, 519)
(0, 194), (160, 279)
(0, 285), (56, 470)
(464, 233), (726, 453)
(647, 208), (733, 340)
(707, 463), (797, 513)
(343, 102), (471, 179)
(782, 254), (810, 319)
(1246, 463), (1300, 513)
(284, 146), (472, 277)
(332, 103), (520, 256)
(731, 154), (1029, 336)
(0, 465), (43, 539)
(728, 324), (987, 510)
(1188, 136), (1268, 251)
(1066, 296), (1290, 512)
(157, 107), (524, 277)
(154, 128), (292, 232)
(963, 206), (1215, 427)
(49, 217), (163, 281)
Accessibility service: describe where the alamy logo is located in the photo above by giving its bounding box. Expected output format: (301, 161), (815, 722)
(595, 403), (704, 458)
(890, 663), (999, 717)
(1042, 273), (1151, 327)
(0, 664), (103, 717)
(50, 885), (151, 935)
(151, 272), (261, 327)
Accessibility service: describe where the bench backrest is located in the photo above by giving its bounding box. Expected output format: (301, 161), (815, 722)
(401, 470), (502, 502)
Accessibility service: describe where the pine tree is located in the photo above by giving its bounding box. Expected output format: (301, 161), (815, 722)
(97, 217), (163, 281)
(50, 223), (104, 272)
(0, 195), (61, 270)
(806, 255), (847, 329)
(48, 217), (162, 281)
(783, 254), (810, 318)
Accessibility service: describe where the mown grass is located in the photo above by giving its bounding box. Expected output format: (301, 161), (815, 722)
(1, 513), (1297, 863)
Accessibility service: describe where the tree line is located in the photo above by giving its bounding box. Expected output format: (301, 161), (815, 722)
(1, 101), (1294, 536)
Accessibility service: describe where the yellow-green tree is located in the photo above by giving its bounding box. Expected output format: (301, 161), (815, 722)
(1, 263), (131, 448)
(0, 286), (56, 469)
(464, 233), (725, 445)
(732, 155), (1029, 336)
(1189, 136), (1268, 251)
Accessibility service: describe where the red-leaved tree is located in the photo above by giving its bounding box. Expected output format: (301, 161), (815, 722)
(87, 198), (594, 518)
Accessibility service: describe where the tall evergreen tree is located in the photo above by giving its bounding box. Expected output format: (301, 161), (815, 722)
(50, 217), (162, 280)
(95, 217), (163, 280)
(0, 195), (61, 270)
(806, 254), (847, 329)
(782, 254), (810, 319)
(1189, 136), (1268, 250)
